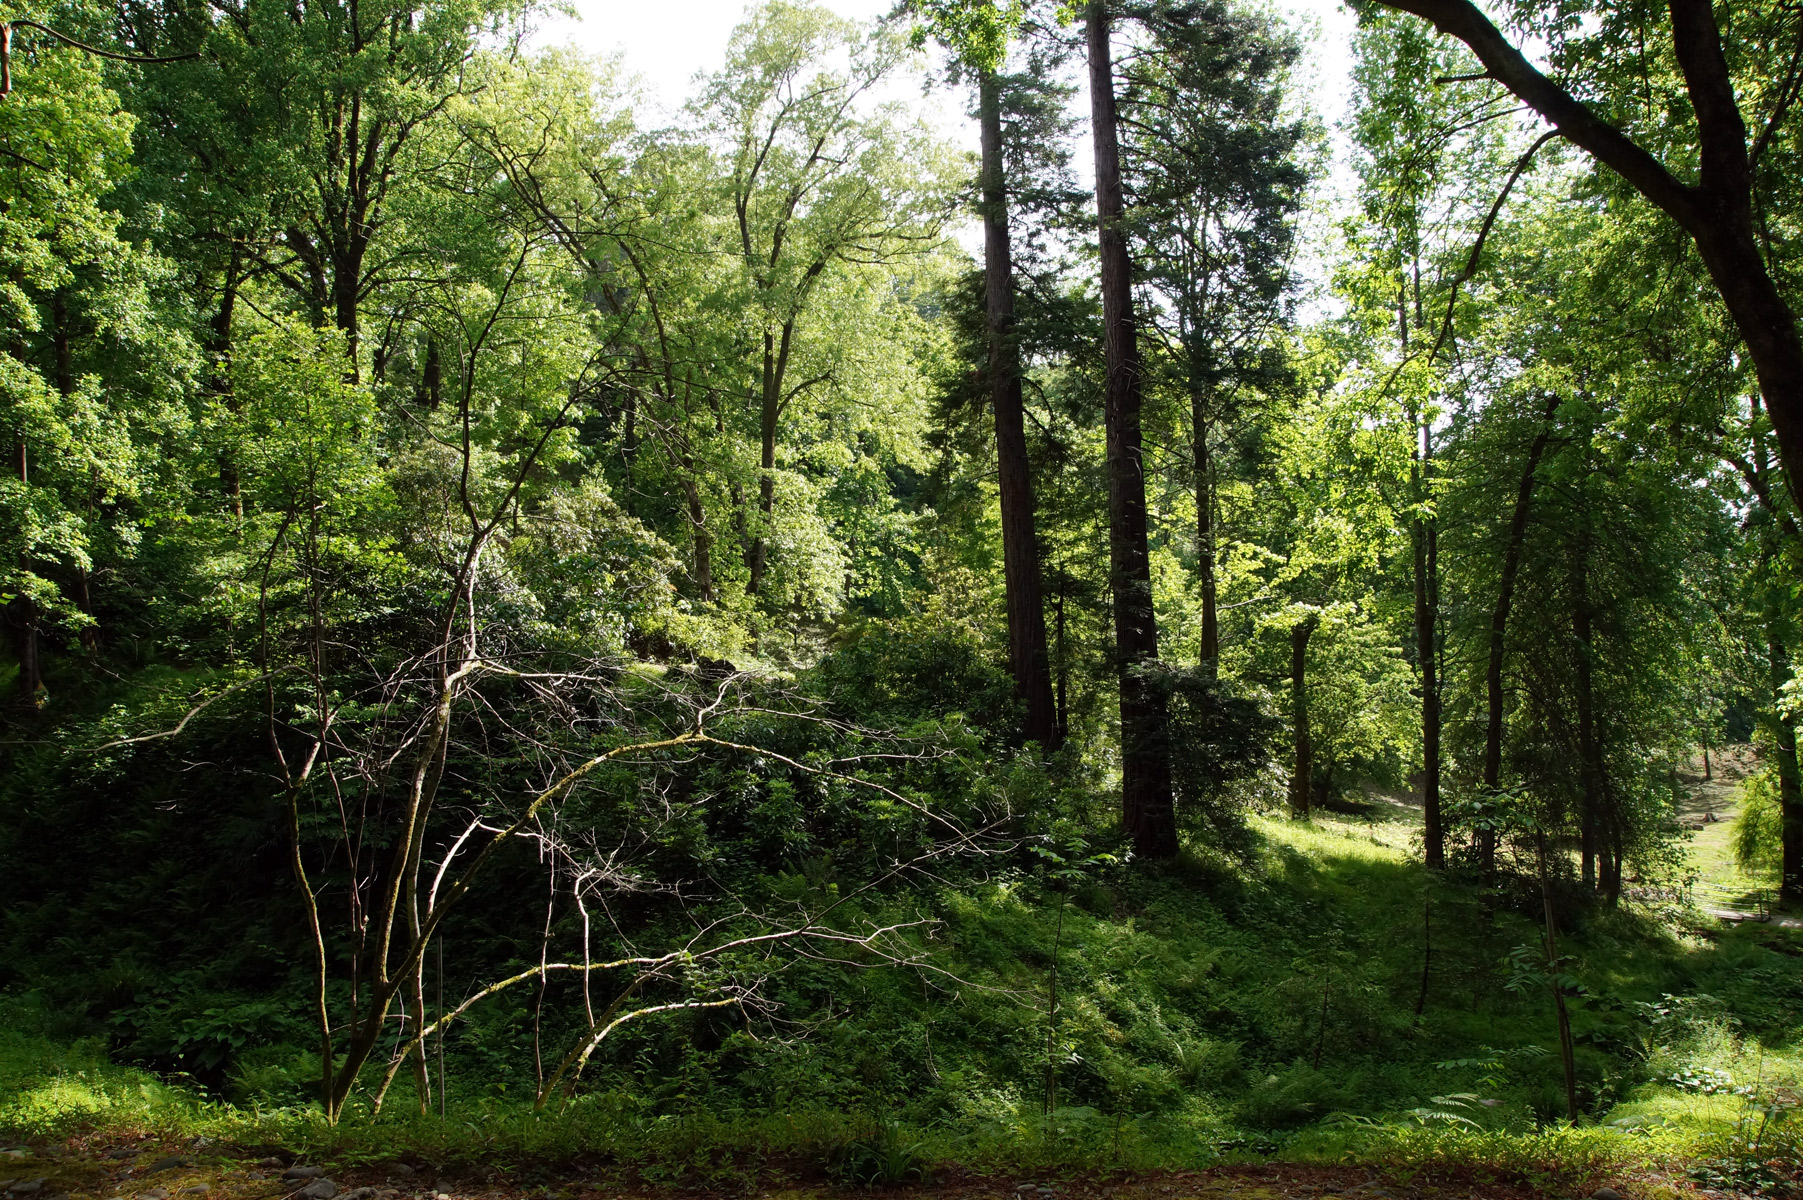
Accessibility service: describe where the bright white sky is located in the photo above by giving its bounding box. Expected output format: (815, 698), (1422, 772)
(524, 0), (1361, 280)
(525, 0), (1359, 146)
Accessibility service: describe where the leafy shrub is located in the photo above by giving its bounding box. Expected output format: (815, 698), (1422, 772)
(1236, 1063), (1349, 1129)
(830, 1119), (935, 1185)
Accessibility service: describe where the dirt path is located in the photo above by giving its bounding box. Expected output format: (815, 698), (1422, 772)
(1673, 747), (1800, 928)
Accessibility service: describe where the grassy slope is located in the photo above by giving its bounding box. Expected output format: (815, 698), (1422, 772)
(2, 789), (1799, 1188)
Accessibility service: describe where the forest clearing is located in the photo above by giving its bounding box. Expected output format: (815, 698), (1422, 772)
(1, 0), (1801, 1191)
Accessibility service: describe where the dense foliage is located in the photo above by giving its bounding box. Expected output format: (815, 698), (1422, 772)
(0, 0), (1799, 1180)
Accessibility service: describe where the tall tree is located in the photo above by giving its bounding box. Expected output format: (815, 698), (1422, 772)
(978, 71), (1060, 749)
(700, 1), (949, 597)
(1120, 0), (1308, 672)
(1086, 0), (1175, 856)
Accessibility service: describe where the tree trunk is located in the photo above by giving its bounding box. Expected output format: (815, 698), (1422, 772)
(748, 324), (793, 595)
(1772, 639), (1803, 901)
(682, 476), (714, 601)
(1414, 416), (1442, 869)
(1748, 393), (1803, 902)
(8, 430), (41, 707)
(1194, 402), (1218, 668)
(1289, 615), (1316, 817)
(1087, 0), (1175, 857)
(1480, 394), (1558, 870)
(1535, 831), (1581, 1122)
(213, 252), (244, 520)
(1570, 505), (1604, 894)
(980, 72), (1060, 751)
(1053, 588), (1069, 747)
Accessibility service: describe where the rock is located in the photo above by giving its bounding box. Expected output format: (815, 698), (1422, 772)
(339, 1188), (377, 1200)
(282, 1168), (325, 1181)
(6, 1180), (46, 1195)
(247, 1175), (266, 1182)
(1592, 1190), (1625, 1200)
(136, 1190), (170, 1200)
(387, 1166), (414, 1179)
(106, 1152), (138, 1161)
(144, 1160), (189, 1176)
(180, 1187), (209, 1195)
(297, 1179), (338, 1200)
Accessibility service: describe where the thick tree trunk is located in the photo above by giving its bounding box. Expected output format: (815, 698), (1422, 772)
(980, 73), (1060, 751)
(1481, 396), (1557, 870)
(1414, 419), (1443, 869)
(1087, 0), (1175, 857)
(1194, 402), (1218, 668)
(1289, 615), (1316, 817)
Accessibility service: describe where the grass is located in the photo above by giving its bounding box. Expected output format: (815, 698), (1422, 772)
(2, 781), (1799, 1194)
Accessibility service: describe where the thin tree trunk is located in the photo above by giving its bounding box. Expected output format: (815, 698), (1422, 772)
(749, 324), (793, 595)
(8, 424), (40, 707)
(1289, 615), (1316, 817)
(1535, 831), (1581, 1122)
(1194, 404), (1218, 668)
(1480, 394), (1557, 870)
(1771, 639), (1803, 901)
(214, 251), (244, 520)
(1414, 416), (1443, 868)
(1087, 0), (1175, 857)
(1748, 394), (1803, 901)
(980, 71), (1059, 751)
(50, 292), (98, 652)
(683, 475), (714, 601)
(1054, 588), (1069, 747)
(1570, 504), (1603, 893)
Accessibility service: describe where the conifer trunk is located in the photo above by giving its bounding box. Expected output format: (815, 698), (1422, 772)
(1087, 0), (1175, 856)
(980, 71), (1059, 750)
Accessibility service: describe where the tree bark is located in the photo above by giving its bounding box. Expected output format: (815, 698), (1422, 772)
(1289, 615), (1316, 817)
(1480, 394), (1558, 869)
(8, 428), (40, 707)
(980, 72), (1060, 751)
(748, 323), (794, 595)
(1087, 0), (1176, 857)
(1414, 416), (1442, 869)
(682, 475), (714, 601)
(1194, 403), (1219, 668)
(1748, 395), (1803, 901)
(1371, 0), (1803, 515)
(1569, 503), (1605, 895)
(1771, 639), (1803, 901)
(213, 251), (244, 520)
